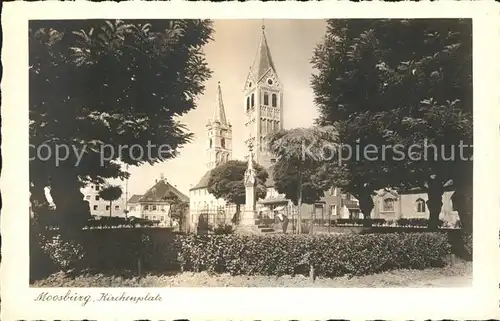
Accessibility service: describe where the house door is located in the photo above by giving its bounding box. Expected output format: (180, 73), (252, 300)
(198, 213), (209, 231)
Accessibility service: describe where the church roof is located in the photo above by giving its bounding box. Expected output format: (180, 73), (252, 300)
(190, 170), (212, 191)
(251, 26), (277, 82)
(211, 81), (228, 125)
(139, 179), (189, 203)
(127, 194), (143, 203)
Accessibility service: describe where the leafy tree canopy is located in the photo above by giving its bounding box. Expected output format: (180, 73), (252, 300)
(98, 185), (123, 202)
(29, 19), (214, 227)
(268, 127), (335, 206)
(207, 160), (268, 208)
(311, 19), (472, 228)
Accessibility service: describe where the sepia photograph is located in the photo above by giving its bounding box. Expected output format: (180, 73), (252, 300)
(27, 17), (473, 288)
(3, 1), (500, 319)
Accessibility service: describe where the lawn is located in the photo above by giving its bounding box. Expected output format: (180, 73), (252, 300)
(32, 261), (472, 288)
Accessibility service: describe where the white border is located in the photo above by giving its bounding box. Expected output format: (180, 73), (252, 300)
(2, 1), (500, 320)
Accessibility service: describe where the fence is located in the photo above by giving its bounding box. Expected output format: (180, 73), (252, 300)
(193, 205), (238, 232)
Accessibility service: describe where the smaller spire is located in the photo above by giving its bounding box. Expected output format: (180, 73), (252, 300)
(212, 81), (228, 125)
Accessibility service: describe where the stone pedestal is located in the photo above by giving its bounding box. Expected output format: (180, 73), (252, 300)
(235, 209), (260, 234)
(235, 140), (260, 235)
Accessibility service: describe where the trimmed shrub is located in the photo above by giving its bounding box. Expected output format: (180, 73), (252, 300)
(32, 228), (453, 280)
(336, 218), (386, 226)
(213, 224), (233, 235)
(396, 218), (445, 228)
(176, 232), (451, 277)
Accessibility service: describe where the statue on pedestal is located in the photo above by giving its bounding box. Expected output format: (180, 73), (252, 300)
(244, 141), (256, 187)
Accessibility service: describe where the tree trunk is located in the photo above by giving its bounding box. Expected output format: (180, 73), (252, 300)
(451, 184), (473, 233)
(426, 178), (444, 231)
(233, 204), (241, 225)
(297, 172), (303, 234)
(50, 173), (90, 232)
(358, 191), (374, 227)
(109, 201), (112, 217)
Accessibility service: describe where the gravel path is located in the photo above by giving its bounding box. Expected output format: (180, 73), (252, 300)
(33, 261), (472, 288)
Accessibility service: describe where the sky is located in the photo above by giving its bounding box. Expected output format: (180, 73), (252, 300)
(122, 19), (328, 198)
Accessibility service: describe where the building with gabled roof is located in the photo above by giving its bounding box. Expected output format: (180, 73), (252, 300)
(126, 176), (189, 228)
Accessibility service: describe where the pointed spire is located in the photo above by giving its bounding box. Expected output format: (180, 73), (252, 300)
(251, 23), (277, 81)
(212, 81), (227, 124)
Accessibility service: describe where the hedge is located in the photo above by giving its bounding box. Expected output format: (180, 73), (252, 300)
(176, 233), (450, 277)
(32, 227), (452, 280)
(335, 218), (386, 226)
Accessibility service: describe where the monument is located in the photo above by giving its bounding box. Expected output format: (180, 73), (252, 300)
(235, 140), (260, 234)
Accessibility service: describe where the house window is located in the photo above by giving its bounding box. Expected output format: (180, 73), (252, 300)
(263, 92), (269, 105)
(93, 205), (98, 210)
(272, 93), (277, 107)
(152, 205), (157, 211)
(251, 93), (255, 107)
(246, 97), (250, 111)
(86, 195), (91, 200)
(115, 205), (120, 211)
(145, 215), (149, 219)
(383, 198), (395, 212)
(95, 195), (100, 201)
(153, 216), (156, 220)
(160, 216), (165, 221)
(106, 205), (110, 210)
(330, 205), (337, 216)
(95, 185), (100, 191)
(130, 206), (136, 211)
(144, 205), (149, 211)
(416, 198), (426, 213)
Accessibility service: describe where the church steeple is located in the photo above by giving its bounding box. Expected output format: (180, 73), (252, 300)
(207, 81), (232, 170)
(251, 23), (277, 82)
(212, 81), (228, 125)
(243, 24), (284, 169)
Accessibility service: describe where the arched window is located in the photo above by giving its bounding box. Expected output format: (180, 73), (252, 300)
(251, 93), (255, 107)
(383, 198), (395, 212)
(263, 92), (269, 106)
(416, 198), (426, 213)
(209, 138), (212, 148)
(272, 93), (277, 107)
(221, 138), (225, 149)
(246, 97), (250, 111)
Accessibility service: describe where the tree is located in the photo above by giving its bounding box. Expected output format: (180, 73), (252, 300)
(29, 19), (214, 230)
(268, 127), (335, 233)
(207, 160), (268, 221)
(311, 19), (472, 230)
(99, 185), (123, 217)
(163, 191), (189, 231)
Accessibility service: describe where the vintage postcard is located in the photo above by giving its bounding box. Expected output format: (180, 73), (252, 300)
(1, 1), (500, 320)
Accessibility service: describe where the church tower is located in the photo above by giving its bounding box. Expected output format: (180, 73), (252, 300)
(243, 24), (284, 169)
(207, 81), (232, 170)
